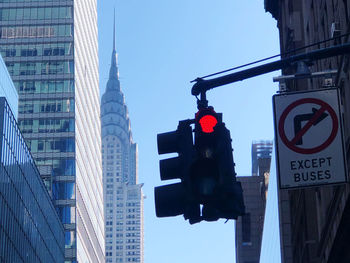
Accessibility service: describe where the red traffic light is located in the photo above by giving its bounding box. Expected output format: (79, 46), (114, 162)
(196, 107), (218, 133)
(199, 115), (217, 133)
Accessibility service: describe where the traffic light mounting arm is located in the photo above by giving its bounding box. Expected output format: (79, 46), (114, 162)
(191, 42), (350, 97)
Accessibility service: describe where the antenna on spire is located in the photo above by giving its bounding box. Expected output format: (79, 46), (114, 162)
(113, 8), (116, 51)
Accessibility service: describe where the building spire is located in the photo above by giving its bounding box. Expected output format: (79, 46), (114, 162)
(106, 9), (121, 92)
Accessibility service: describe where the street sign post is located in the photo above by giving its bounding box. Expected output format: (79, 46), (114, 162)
(273, 88), (347, 189)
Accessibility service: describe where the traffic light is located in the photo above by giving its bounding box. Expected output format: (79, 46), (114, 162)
(154, 120), (198, 220)
(192, 107), (245, 221)
(155, 107), (245, 224)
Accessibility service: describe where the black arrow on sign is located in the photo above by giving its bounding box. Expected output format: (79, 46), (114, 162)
(293, 108), (329, 145)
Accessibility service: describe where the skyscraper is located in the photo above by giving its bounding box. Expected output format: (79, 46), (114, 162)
(251, 140), (273, 177)
(0, 54), (65, 263)
(0, 54), (17, 118)
(101, 21), (144, 263)
(0, 1), (104, 262)
(0, 97), (65, 263)
(235, 141), (272, 263)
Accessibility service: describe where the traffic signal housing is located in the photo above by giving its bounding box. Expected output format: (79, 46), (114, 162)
(192, 107), (245, 221)
(155, 120), (197, 219)
(155, 107), (245, 224)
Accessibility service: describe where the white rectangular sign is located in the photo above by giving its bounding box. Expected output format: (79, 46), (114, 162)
(273, 88), (347, 189)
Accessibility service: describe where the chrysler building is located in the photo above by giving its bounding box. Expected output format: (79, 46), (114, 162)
(101, 21), (144, 263)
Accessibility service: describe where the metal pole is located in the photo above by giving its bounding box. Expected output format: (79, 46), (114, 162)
(191, 42), (350, 96)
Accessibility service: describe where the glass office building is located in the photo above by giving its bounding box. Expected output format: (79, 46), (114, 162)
(0, 1), (105, 262)
(0, 97), (65, 263)
(0, 54), (17, 118)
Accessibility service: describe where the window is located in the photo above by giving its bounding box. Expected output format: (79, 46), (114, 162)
(65, 230), (76, 249)
(242, 213), (251, 245)
(55, 206), (76, 224)
(5, 49), (16, 57)
(38, 141), (44, 151)
(52, 182), (75, 200)
(21, 48), (38, 56)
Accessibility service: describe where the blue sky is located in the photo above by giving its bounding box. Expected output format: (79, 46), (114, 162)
(98, 1), (280, 262)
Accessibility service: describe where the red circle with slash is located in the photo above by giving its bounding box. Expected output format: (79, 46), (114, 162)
(278, 98), (338, 154)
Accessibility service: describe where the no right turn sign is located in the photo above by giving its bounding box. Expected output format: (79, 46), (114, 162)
(273, 88), (347, 189)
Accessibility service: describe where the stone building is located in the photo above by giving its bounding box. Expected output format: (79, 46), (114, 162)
(265, 1), (350, 262)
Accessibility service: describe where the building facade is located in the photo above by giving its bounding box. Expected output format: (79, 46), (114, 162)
(235, 141), (272, 263)
(265, 1), (350, 262)
(0, 54), (17, 118)
(101, 25), (144, 263)
(0, 96), (65, 263)
(252, 140), (273, 177)
(0, 1), (104, 262)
